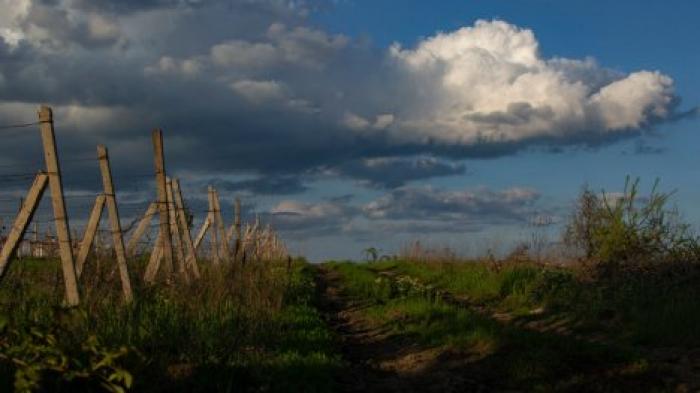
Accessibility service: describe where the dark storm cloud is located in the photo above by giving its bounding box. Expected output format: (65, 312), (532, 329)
(0, 1), (688, 204)
(261, 185), (550, 240)
(262, 198), (358, 238)
(328, 156), (466, 188)
(215, 175), (308, 195)
(69, 0), (205, 14)
(363, 186), (541, 223)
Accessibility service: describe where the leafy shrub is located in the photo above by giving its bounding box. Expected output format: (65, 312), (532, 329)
(564, 177), (700, 266)
(0, 317), (132, 393)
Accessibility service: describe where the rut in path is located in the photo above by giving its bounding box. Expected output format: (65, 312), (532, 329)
(315, 267), (508, 393)
(314, 266), (700, 393)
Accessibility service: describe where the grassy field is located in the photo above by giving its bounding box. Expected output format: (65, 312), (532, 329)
(0, 257), (340, 392)
(322, 259), (700, 391)
(357, 258), (700, 346)
(2, 253), (699, 391)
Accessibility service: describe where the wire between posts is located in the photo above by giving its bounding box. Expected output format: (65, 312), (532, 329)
(0, 121), (39, 131)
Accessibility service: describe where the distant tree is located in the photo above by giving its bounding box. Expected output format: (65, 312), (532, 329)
(363, 247), (379, 263)
(564, 184), (601, 259)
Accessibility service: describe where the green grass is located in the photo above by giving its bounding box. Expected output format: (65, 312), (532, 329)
(3, 256), (698, 391)
(364, 259), (547, 307)
(355, 259), (700, 346)
(363, 297), (500, 349)
(0, 258), (340, 392)
(325, 261), (677, 392)
(323, 260), (394, 301)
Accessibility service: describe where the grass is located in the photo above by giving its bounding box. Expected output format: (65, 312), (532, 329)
(3, 255), (699, 391)
(324, 261), (680, 392)
(0, 257), (340, 392)
(350, 258), (700, 347)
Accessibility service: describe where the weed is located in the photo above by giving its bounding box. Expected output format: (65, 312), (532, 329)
(0, 258), (340, 392)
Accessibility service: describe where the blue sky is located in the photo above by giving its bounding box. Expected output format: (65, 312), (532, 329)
(303, 0), (700, 259)
(0, 0), (698, 261)
(313, 0), (700, 116)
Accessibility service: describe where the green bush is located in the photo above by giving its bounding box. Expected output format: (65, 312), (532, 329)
(564, 177), (700, 266)
(0, 317), (132, 393)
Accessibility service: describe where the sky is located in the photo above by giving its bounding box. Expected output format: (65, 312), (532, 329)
(0, 0), (698, 261)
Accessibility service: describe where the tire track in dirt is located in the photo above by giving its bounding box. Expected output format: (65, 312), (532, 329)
(315, 266), (508, 393)
(373, 269), (700, 392)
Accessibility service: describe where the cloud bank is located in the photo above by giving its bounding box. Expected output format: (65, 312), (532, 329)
(0, 0), (686, 251)
(266, 185), (549, 240)
(0, 2), (680, 182)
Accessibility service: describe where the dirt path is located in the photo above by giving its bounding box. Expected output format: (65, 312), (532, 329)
(315, 267), (510, 393)
(315, 265), (700, 392)
(376, 270), (700, 392)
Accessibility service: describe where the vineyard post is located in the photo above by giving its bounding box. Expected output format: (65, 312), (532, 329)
(213, 189), (229, 262)
(193, 214), (211, 252)
(151, 129), (174, 279)
(39, 106), (80, 306)
(226, 225), (233, 243)
(234, 197), (242, 262)
(0, 173), (48, 280)
(144, 232), (163, 283)
(126, 202), (157, 256)
(166, 178), (187, 280)
(75, 194), (106, 278)
(252, 214), (260, 260)
(98, 145), (134, 302)
(172, 179), (200, 278)
(207, 186), (220, 264)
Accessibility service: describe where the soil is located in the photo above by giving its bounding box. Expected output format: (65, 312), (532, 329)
(316, 267), (519, 393)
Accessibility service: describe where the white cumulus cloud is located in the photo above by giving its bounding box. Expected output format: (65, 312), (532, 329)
(381, 20), (675, 145)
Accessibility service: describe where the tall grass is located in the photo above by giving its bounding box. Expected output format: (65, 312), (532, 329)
(326, 262), (661, 392)
(354, 178), (700, 347)
(0, 257), (340, 392)
(359, 257), (700, 347)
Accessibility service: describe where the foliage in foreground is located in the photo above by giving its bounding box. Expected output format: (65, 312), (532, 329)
(0, 258), (339, 392)
(325, 261), (667, 392)
(333, 256), (700, 347)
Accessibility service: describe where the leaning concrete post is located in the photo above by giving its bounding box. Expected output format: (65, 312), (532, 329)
(75, 194), (106, 278)
(98, 145), (133, 302)
(193, 215), (211, 252)
(234, 197), (242, 261)
(126, 202), (157, 256)
(151, 129), (174, 279)
(39, 106), (80, 306)
(144, 231), (163, 283)
(0, 173), (48, 280)
(207, 186), (220, 264)
(166, 178), (187, 280)
(213, 189), (229, 262)
(172, 179), (200, 278)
